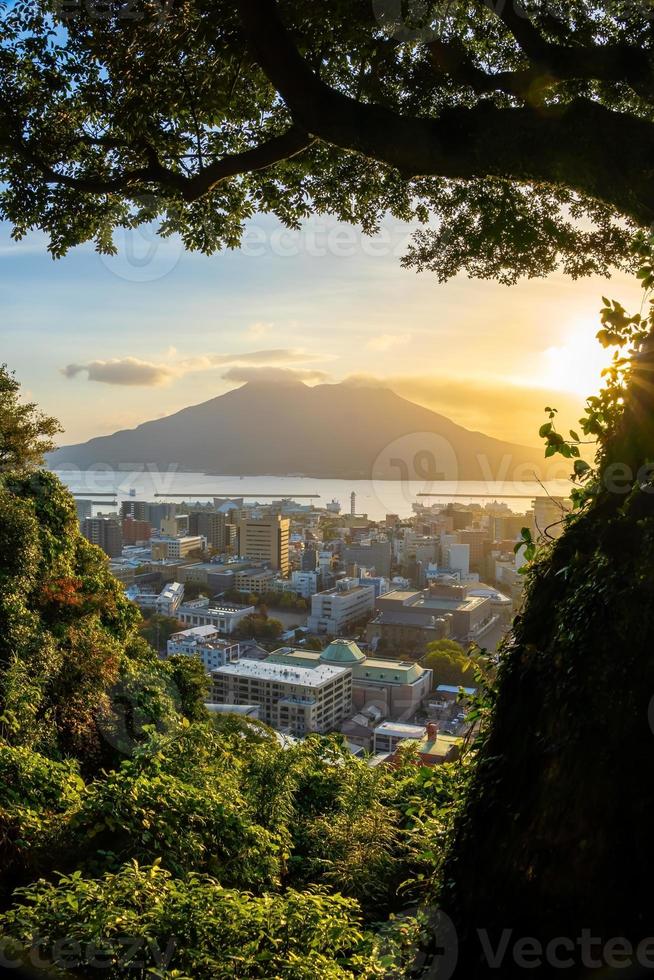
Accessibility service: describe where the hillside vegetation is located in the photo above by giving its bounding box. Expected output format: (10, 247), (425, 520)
(0, 365), (466, 978)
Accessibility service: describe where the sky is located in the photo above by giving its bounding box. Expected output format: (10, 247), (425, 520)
(1, 213), (644, 448)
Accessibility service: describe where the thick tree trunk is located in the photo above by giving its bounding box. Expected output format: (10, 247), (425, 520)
(436, 336), (654, 978)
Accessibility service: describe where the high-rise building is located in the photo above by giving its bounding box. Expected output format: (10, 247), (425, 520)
(120, 500), (149, 521)
(188, 511), (230, 551)
(81, 517), (123, 558)
(458, 528), (490, 573)
(122, 516), (152, 545)
(75, 499), (93, 523)
(237, 515), (290, 575)
(301, 545), (318, 571)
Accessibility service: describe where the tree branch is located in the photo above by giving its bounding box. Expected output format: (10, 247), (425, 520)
(0, 96), (313, 202)
(478, 0), (653, 96)
(237, 0), (654, 225)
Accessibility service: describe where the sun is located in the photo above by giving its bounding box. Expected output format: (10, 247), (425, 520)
(539, 316), (616, 399)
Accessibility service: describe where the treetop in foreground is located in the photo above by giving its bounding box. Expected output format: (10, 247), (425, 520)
(1, 1), (652, 280)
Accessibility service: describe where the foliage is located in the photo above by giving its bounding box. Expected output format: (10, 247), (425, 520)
(235, 612), (284, 641)
(224, 587), (308, 612)
(0, 861), (424, 979)
(0, 1), (650, 281)
(439, 239), (654, 970)
(138, 614), (183, 653)
(0, 368), (476, 975)
(421, 639), (473, 688)
(0, 365), (62, 472)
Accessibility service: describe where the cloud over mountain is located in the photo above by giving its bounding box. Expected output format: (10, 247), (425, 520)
(61, 348), (324, 387)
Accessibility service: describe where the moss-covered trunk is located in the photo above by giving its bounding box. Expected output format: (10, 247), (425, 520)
(438, 335), (654, 977)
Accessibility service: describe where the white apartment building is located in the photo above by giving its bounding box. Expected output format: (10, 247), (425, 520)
(373, 721), (426, 755)
(126, 581), (184, 617)
(307, 579), (375, 635)
(286, 570), (319, 599)
(211, 659), (352, 735)
(167, 625), (241, 672)
(177, 598), (255, 634)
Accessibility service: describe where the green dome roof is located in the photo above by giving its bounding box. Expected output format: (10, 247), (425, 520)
(320, 639), (367, 665)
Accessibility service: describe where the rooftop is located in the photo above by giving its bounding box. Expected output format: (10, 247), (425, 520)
(213, 658), (349, 688)
(374, 721), (426, 740)
(172, 625), (220, 640)
(321, 639), (366, 664)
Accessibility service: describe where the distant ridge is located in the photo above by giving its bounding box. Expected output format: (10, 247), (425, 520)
(47, 381), (549, 482)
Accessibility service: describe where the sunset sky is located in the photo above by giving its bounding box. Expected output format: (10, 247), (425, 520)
(2, 213), (642, 448)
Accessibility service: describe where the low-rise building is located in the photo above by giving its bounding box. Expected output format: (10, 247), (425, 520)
(307, 579), (375, 635)
(386, 723), (462, 767)
(372, 721), (426, 754)
(126, 581), (184, 616)
(233, 567), (277, 594)
(367, 584), (494, 655)
(167, 625), (240, 672)
(211, 658), (352, 735)
(151, 536), (206, 561)
(266, 639), (432, 721)
(177, 598), (255, 634)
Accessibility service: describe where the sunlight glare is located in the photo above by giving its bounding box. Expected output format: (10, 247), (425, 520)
(540, 316), (616, 398)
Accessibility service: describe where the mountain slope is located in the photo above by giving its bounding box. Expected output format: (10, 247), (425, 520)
(47, 381), (549, 481)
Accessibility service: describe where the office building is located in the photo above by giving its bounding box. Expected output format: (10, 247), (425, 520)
(211, 658), (352, 735)
(177, 598), (255, 634)
(188, 511), (232, 552)
(342, 541), (392, 577)
(122, 517), (152, 545)
(288, 570), (319, 598)
(307, 578), (375, 635)
(301, 546), (318, 571)
(161, 514), (189, 537)
(233, 567), (277, 594)
(151, 536), (205, 560)
(238, 515), (290, 575)
(367, 583), (494, 654)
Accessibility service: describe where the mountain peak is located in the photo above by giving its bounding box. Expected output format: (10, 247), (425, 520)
(48, 380), (545, 480)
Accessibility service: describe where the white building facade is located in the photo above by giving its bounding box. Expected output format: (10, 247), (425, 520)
(177, 598), (255, 634)
(167, 626), (241, 672)
(307, 579), (375, 635)
(211, 659), (352, 735)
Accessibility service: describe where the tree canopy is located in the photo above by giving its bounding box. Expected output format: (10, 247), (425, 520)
(1, 1), (652, 280)
(0, 364), (61, 473)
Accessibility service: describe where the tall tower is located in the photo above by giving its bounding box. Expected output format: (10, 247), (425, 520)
(350, 491), (356, 517)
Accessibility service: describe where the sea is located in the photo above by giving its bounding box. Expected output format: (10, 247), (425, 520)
(52, 468), (573, 522)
